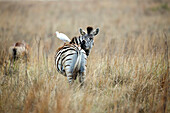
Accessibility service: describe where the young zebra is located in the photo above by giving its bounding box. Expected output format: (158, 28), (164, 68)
(55, 27), (99, 85)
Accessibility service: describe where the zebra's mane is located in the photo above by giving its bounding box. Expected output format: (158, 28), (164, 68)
(70, 37), (76, 44)
(87, 27), (93, 34)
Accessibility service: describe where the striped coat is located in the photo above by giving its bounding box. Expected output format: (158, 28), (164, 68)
(69, 27), (99, 56)
(55, 44), (87, 85)
(55, 27), (99, 85)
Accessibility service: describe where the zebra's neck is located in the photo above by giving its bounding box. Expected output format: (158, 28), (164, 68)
(70, 36), (82, 45)
(70, 36), (90, 56)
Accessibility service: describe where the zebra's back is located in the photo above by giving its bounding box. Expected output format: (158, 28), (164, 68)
(55, 44), (87, 84)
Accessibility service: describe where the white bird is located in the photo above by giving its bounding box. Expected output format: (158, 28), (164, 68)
(55, 31), (71, 43)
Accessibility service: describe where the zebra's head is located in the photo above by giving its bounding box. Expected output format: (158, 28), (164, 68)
(79, 27), (99, 56)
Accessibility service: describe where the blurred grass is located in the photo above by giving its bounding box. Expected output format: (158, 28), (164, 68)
(0, 0), (170, 113)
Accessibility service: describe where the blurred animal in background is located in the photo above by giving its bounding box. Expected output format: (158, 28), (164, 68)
(55, 31), (71, 43)
(55, 26), (99, 86)
(9, 41), (30, 61)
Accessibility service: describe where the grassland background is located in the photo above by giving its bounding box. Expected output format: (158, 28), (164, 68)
(0, 0), (170, 113)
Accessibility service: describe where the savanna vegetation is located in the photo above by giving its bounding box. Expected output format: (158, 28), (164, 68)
(0, 0), (169, 113)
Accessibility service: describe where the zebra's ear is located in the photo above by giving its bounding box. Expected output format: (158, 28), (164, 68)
(79, 28), (86, 36)
(93, 28), (99, 36)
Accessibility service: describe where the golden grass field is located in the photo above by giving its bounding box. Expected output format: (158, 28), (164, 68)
(0, 0), (170, 113)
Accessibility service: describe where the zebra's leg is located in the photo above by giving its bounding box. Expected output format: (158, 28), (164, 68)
(66, 71), (74, 85)
(79, 71), (86, 87)
(79, 50), (87, 87)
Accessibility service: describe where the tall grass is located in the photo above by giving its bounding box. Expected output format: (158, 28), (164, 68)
(0, 1), (169, 113)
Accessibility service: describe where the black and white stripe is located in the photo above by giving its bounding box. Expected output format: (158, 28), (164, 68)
(55, 44), (87, 85)
(69, 36), (83, 45)
(69, 27), (99, 56)
(55, 27), (99, 85)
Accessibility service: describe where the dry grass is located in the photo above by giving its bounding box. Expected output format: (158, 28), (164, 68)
(0, 0), (170, 113)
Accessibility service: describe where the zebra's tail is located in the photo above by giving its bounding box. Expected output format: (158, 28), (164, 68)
(73, 48), (82, 73)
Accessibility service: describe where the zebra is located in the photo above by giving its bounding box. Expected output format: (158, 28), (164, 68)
(55, 27), (99, 85)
